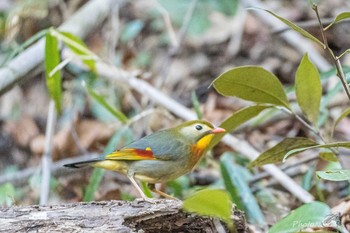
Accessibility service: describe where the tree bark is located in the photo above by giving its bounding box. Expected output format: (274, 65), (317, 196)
(0, 200), (248, 233)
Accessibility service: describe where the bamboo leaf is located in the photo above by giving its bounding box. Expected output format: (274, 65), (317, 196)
(213, 66), (290, 109)
(220, 153), (265, 225)
(209, 105), (272, 150)
(250, 137), (317, 167)
(325, 12), (350, 30)
(269, 202), (330, 233)
(252, 8), (324, 47)
(50, 29), (97, 72)
(60, 31), (96, 72)
(316, 169), (350, 181)
(45, 30), (62, 113)
(295, 53), (322, 124)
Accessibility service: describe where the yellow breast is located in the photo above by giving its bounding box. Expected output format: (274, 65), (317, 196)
(190, 134), (214, 166)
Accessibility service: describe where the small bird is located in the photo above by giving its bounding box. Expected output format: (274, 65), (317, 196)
(64, 120), (225, 201)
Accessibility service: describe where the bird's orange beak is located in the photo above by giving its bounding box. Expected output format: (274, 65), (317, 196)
(211, 127), (225, 134)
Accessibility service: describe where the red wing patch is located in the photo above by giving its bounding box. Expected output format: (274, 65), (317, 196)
(105, 148), (156, 161)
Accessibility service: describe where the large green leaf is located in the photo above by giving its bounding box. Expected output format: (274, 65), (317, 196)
(213, 66), (290, 109)
(252, 8), (323, 47)
(249, 137), (317, 167)
(45, 30), (62, 113)
(220, 153), (265, 225)
(183, 189), (233, 228)
(325, 12), (350, 30)
(209, 105), (272, 150)
(295, 53), (321, 124)
(316, 169), (350, 181)
(283, 141), (350, 161)
(269, 202), (330, 233)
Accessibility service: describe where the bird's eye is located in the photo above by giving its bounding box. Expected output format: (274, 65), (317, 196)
(195, 125), (203, 131)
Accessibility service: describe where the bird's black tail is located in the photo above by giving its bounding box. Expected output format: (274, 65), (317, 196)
(64, 159), (102, 168)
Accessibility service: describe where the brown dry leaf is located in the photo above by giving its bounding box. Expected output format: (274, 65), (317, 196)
(30, 119), (114, 160)
(4, 116), (40, 148)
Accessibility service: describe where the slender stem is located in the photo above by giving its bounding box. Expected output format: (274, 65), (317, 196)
(40, 100), (57, 205)
(313, 4), (350, 101)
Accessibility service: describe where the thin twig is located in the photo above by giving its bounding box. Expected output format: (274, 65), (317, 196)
(39, 100), (57, 205)
(313, 4), (350, 101)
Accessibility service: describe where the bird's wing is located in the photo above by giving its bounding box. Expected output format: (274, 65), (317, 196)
(105, 130), (186, 161)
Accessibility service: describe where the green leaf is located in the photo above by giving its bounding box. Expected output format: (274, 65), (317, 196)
(284, 141), (350, 161)
(0, 183), (15, 206)
(325, 12), (350, 30)
(84, 82), (128, 123)
(316, 169), (350, 181)
(183, 189), (233, 227)
(60, 31), (96, 72)
(45, 30), (62, 113)
(319, 151), (338, 162)
(295, 53), (321, 124)
(209, 105), (272, 150)
(269, 202), (330, 233)
(252, 8), (323, 47)
(213, 66), (290, 109)
(332, 107), (350, 137)
(220, 153), (265, 225)
(249, 137), (317, 167)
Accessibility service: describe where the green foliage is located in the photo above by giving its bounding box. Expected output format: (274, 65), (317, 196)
(319, 151), (338, 162)
(250, 138), (350, 167)
(251, 8), (323, 47)
(249, 138), (317, 167)
(44, 28), (98, 113)
(45, 29), (62, 112)
(269, 202), (330, 233)
(325, 12), (350, 30)
(316, 169), (350, 181)
(213, 66), (290, 109)
(220, 153), (265, 225)
(0, 183), (15, 206)
(183, 189), (234, 230)
(295, 53), (321, 125)
(59, 31), (96, 72)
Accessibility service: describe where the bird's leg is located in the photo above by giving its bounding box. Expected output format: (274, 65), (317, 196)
(127, 174), (155, 203)
(148, 183), (179, 200)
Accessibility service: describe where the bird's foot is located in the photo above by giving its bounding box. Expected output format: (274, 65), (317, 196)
(135, 197), (157, 204)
